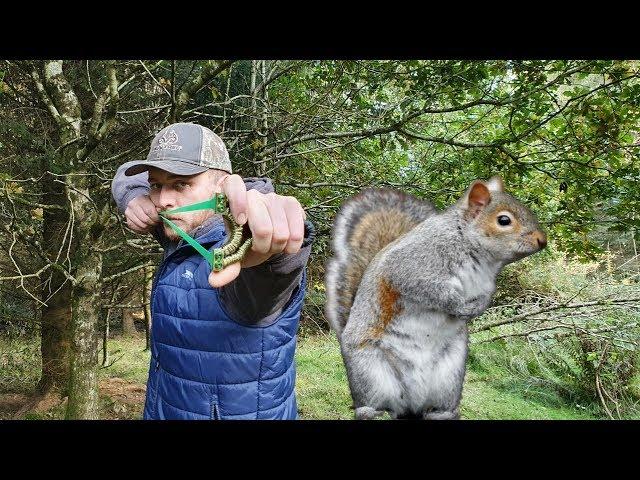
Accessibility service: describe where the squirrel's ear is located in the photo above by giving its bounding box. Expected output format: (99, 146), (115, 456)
(465, 181), (491, 217)
(486, 175), (504, 193)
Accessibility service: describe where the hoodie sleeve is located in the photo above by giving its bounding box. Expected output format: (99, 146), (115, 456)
(218, 234), (313, 327)
(111, 161), (171, 249)
(111, 161), (152, 214)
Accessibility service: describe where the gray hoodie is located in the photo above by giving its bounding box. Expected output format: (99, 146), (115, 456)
(111, 161), (312, 326)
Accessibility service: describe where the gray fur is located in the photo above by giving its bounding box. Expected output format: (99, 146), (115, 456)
(325, 188), (435, 335)
(325, 179), (545, 420)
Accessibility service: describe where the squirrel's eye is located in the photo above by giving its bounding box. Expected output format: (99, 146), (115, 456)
(497, 215), (512, 226)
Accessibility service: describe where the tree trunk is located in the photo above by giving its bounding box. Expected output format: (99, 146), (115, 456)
(102, 307), (110, 367)
(37, 173), (72, 395)
(249, 60), (268, 177)
(250, 61), (267, 177)
(27, 60), (118, 419)
(65, 175), (105, 420)
(122, 308), (137, 336)
(33, 60), (83, 399)
(143, 266), (153, 351)
(65, 247), (102, 419)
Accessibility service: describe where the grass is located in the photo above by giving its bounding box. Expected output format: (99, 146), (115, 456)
(100, 338), (151, 385)
(295, 333), (599, 420)
(2, 332), (634, 420)
(295, 333), (354, 419)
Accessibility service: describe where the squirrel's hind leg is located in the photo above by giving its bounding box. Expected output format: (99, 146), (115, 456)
(354, 406), (387, 420)
(422, 408), (460, 420)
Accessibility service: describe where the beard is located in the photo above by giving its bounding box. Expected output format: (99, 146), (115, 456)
(163, 224), (180, 242)
(162, 211), (215, 242)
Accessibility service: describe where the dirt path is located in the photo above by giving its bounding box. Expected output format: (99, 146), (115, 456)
(99, 378), (146, 419)
(0, 378), (147, 420)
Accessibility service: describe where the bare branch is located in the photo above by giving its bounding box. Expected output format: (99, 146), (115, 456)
(102, 261), (156, 283)
(29, 63), (62, 125)
(471, 298), (640, 334)
(42, 60), (82, 137)
(0, 263), (52, 282)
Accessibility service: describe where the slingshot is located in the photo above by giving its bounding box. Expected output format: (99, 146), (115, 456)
(159, 193), (253, 272)
(159, 193), (315, 272)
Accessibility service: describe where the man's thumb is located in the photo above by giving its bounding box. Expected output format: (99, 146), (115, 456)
(208, 262), (241, 288)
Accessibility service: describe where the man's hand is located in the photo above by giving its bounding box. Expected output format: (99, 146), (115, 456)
(124, 195), (160, 234)
(208, 174), (306, 288)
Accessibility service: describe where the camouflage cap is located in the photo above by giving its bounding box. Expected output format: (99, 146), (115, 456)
(124, 122), (232, 176)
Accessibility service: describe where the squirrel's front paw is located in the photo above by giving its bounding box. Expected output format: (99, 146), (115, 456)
(458, 295), (491, 319)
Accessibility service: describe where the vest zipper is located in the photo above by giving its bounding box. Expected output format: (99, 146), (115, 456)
(211, 402), (220, 420)
(153, 358), (160, 408)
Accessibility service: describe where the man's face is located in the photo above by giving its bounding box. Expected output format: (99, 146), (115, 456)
(148, 167), (224, 241)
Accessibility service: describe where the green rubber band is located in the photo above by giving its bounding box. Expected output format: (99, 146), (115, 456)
(158, 194), (241, 272)
(158, 214), (214, 268)
(160, 193), (226, 216)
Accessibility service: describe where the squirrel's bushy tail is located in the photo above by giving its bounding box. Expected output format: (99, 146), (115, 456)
(325, 188), (436, 337)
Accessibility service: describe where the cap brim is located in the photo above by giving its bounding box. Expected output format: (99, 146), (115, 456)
(124, 160), (210, 177)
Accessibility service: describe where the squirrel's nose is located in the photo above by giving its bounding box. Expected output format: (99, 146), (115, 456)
(534, 231), (547, 249)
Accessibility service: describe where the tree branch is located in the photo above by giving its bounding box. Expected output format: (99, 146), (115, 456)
(174, 60), (235, 120)
(102, 261), (155, 283)
(471, 298), (640, 333)
(29, 63), (62, 125)
(76, 61), (120, 161)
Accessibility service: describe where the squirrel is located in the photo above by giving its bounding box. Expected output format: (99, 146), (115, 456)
(325, 176), (547, 420)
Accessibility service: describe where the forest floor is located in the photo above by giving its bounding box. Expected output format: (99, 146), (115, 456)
(2, 332), (626, 420)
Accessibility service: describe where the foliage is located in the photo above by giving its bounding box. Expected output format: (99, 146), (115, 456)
(471, 245), (640, 418)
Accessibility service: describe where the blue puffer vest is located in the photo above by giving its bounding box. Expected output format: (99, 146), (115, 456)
(142, 218), (306, 420)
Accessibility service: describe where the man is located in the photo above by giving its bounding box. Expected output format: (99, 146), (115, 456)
(111, 122), (312, 420)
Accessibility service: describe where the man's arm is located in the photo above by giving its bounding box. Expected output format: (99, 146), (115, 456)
(111, 162), (168, 247)
(217, 177), (313, 326)
(112, 167), (312, 323)
(219, 235), (312, 326)
(111, 161), (151, 214)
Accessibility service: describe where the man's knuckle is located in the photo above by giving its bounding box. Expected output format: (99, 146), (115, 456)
(253, 226), (271, 238)
(284, 244), (300, 254)
(253, 242), (270, 253)
(289, 232), (303, 243)
(272, 232), (289, 244)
